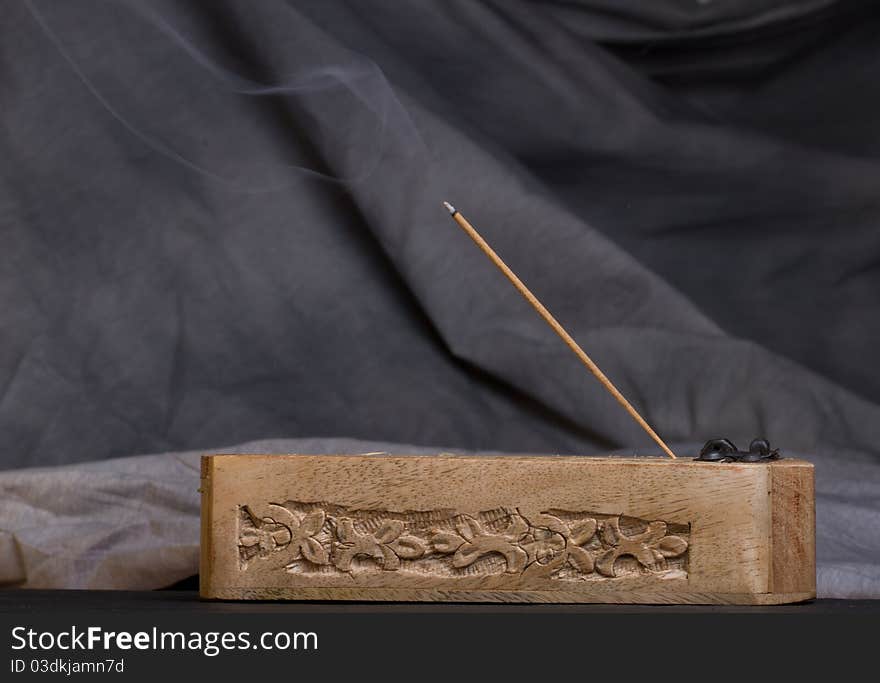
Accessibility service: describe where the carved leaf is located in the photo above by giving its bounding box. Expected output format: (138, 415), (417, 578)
(248, 503), (297, 529)
(390, 535), (425, 560)
(300, 510), (326, 537)
(336, 518), (356, 544)
(380, 545), (400, 571)
(523, 512), (568, 536)
(333, 540), (384, 572)
(602, 519), (619, 546)
(374, 520), (405, 544)
(632, 545), (658, 568)
(656, 535), (688, 558)
(596, 549), (619, 577)
(568, 545), (595, 574)
(456, 516), (483, 542)
(431, 531), (465, 554)
(333, 547), (355, 572)
(569, 519), (598, 547)
(300, 537), (327, 565)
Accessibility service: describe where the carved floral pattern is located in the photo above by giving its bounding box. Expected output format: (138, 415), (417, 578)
(596, 518), (689, 577)
(238, 503), (689, 580)
(334, 518), (426, 571)
(432, 513), (529, 573)
(239, 504), (327, 564)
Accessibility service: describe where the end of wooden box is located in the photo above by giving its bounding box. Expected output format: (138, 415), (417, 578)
(769, 460), (816, 600)
(199, 455), (214, 599)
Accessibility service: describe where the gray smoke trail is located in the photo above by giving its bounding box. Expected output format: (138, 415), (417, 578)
(25, 0), (427, 193)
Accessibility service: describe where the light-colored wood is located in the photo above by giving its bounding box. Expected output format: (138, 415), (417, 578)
(770, 460), (816, 595)
(199, 456), (216, 599)
(446, 204), (677, 459)
(200, 454), (815, 604)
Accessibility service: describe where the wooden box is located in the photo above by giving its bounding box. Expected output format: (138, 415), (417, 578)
(199, 454), (815, 604)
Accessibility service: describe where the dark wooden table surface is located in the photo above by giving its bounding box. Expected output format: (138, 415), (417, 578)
(1, 589), (877, 614)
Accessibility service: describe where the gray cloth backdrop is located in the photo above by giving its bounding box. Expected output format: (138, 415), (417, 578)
(1, 0), (879, 597)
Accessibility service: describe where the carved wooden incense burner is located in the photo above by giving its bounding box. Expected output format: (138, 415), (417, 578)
(200, 451), (814, 604)
(200, 205), (815, 604)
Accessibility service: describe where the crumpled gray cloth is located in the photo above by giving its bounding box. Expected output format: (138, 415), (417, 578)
(1, 438), (878, 598)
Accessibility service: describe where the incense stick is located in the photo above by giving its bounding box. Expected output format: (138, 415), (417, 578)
(443, 201), (677, 459)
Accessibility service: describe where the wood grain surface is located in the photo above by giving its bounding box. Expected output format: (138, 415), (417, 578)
(200, 454), (815, 604)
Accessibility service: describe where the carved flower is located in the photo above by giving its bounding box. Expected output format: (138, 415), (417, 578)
(518, 513), (598, 577)
(432, 513), (529, 574)
(239, 525), (286, 559)
(595, 518), (688, 577)
(240, 504), (328, 565)
(285, 510), (329, 565)
(528, 528), (566, 564)
(333, 518), (425, 571)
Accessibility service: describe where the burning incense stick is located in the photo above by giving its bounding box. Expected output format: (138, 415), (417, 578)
(444, 201), (677, 459)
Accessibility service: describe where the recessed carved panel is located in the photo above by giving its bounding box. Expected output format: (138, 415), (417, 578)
(238, 503), (689, 581)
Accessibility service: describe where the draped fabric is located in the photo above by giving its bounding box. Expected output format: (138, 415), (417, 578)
(1, 0), (878, 596)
